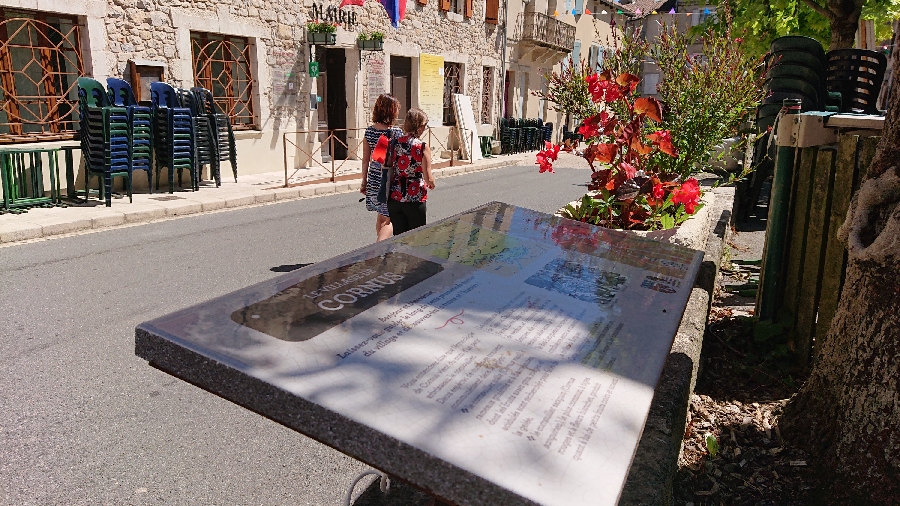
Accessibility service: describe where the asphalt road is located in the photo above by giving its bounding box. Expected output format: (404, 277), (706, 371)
(0, 161), (589, 506)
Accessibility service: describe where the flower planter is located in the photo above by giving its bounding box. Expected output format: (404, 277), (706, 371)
(357, 40), (384, 51)
(308, 32), (336, 45)
(555, 192), (715, 251)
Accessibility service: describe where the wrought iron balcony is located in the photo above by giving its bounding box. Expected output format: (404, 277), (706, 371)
(518, 12), (576, 54)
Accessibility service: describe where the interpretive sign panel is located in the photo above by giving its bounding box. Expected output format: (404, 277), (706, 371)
(136, 202), (703, 506)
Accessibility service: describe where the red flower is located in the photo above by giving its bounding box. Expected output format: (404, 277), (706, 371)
(407, 180), (420, 196)
(647, 130), (678, 157)
(578, 120), (599, 139)
(652, 183), (664, 200)
(735, 37), (743, 43)
(672, 178), (701, 214)
(587, 73), (622, 103)
(536, 142), (561, 173)
(390, 190), (403, 200)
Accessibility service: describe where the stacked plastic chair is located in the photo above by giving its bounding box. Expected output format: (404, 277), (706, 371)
(542, 122), (553, 143)
(740, 36), (838, 219)
(176, 88), (218, 187)
(192, 87), (238, 183)
(826, 49), (888, 114)
(77, 77), (132, 207)
(106, 78), (153, 192)
(150, 82), (196, 193)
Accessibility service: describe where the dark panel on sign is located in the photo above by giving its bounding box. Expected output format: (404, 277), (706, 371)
(231, 252), (443, 342)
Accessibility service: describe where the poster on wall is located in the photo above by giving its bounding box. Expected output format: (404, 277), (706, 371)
(418, 53), (444, 127)
(366, 58), (386, 111)
(137, 202), (705, 506)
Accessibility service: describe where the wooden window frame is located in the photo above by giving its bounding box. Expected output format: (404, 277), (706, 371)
(190, 31), (257, 130)
(442, 62), (461, 126)
(0, 9), (84, 143)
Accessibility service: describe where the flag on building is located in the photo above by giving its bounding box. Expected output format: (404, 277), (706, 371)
(338, 0), (405, 27)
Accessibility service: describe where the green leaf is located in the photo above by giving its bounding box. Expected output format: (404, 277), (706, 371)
(706, 433), (719, 458)
(659, 214), (675, 230)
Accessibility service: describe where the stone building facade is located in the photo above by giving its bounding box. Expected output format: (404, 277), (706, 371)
(0, 0), (513, 186)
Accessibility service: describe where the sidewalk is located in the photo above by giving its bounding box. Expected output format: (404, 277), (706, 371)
(0, 153), (531, 245)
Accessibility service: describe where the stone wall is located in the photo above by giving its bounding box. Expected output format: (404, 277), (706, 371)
(100, 0), (503, 129)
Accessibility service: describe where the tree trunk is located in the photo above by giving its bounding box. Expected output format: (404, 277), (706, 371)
(825, 0), (864, 50)
(780, 39), (900, 504)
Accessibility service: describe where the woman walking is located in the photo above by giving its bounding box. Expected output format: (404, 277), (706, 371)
(388, 108), (435, 235)
(360, 93), (401, 241)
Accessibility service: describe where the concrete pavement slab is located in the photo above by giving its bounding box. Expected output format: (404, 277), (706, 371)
(252, 192), (276, 204)
(161, 199), (203, 217)
(122, 205), (167, 223)
(271, 187), (301, 200)
(90, 211), (127, 229)
(0, 220), (42, 243)
(225, 195), (256, 208)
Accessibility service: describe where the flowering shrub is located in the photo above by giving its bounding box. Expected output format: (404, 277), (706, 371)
(538, 70), (703, 231)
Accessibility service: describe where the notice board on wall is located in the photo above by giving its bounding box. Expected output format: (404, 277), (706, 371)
(418, 53), (444, 127)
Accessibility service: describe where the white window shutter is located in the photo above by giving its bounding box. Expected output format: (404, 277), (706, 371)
(574, 0), (584, 15)
(571, 40), (581, 68)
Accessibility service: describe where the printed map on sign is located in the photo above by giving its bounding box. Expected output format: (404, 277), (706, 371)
(396, 218), (549, 277)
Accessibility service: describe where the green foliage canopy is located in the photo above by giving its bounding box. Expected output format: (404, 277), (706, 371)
(705, 0), (900, 58)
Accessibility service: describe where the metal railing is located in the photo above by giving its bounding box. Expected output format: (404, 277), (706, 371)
(282, 126), (472, 187)
(517, 12), (576, 53)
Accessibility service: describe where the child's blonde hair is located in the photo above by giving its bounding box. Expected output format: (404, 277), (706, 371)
(402, 108), (429, 135)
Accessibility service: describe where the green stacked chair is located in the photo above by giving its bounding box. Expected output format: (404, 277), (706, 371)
(77, 77), (132, 207)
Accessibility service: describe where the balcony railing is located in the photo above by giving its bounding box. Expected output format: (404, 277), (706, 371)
(518, 12), (576, 53)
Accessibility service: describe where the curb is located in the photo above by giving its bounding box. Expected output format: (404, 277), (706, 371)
(619, 186), (734, 506)
(0, 155), (527, 245)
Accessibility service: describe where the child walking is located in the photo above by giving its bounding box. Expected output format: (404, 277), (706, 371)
(388, 108), (435, 235)
(360, 93), (402, 241)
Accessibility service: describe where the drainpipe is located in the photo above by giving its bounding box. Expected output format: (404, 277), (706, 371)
(496, 0), (510, 135)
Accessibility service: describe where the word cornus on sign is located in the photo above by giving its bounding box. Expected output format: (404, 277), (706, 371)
(317, 272), (405, 311)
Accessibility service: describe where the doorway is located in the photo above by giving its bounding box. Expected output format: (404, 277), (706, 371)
(318, 47), (348, 159)
(391, 56), (412, 125)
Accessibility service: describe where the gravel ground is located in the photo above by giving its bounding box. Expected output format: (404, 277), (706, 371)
(672, 217), (823, 505)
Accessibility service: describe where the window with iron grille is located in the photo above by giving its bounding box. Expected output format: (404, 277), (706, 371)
(0, 9), (84, 143)
(442, 62), (461, 126)
(191, 32), (256, 129)
(481, 66), (493, 124)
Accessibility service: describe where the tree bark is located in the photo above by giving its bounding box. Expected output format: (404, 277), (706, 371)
(825, 0), (864, 50)
(780, 36), (900, 504)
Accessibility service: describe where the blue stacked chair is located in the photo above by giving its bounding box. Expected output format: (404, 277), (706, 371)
(542, 122), (553, 143)
(106, 78), (153, 193)
(176, 88), (219, 187)
(192, 87), (238, 183)
(150, 82), (196, 193)
(77, 77), (132, 207)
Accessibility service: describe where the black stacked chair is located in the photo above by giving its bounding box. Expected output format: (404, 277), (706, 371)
(77, 77), (132, 207)
(176, 88), (219, 187)
(826, 49), (888, 114)
(542, 122), (553, 143)
(150, 82), (196, 193)
(741, 36), (838, 219)
(106, 78), (153, 193)
(192, 87), (238, 183)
